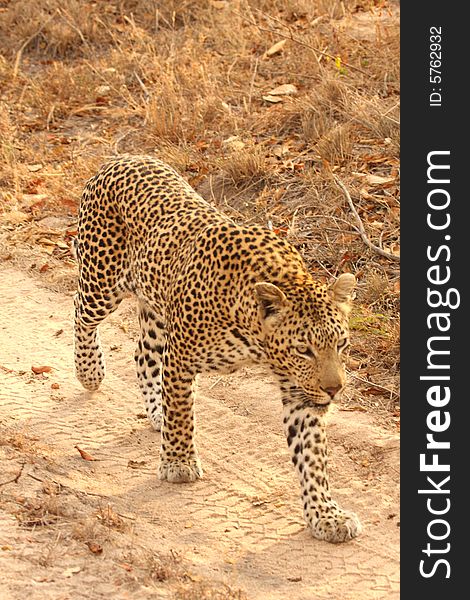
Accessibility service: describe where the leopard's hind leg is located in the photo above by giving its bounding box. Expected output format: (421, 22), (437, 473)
(74, 288), (124, 391)
(135, 301), (166, 430)
(74, 186), (129, 391)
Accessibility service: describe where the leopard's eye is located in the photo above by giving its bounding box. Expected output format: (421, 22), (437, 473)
(296, 343), (316, 359)
(337, 338), (350, 352)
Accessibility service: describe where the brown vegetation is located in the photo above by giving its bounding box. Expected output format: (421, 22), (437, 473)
(0, 2), (399, 595)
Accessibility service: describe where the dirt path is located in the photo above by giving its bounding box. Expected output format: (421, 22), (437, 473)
(0, 268), (399, 599)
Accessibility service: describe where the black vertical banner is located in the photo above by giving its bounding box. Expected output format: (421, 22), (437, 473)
(401, 3), (467, 597)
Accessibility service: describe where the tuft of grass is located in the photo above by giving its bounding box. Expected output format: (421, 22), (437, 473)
(174, 581), (248, 600)
(95, 503), (127, 532)
(146, 550), (183, 584)
(221, 145), (269, 187)
(16, 491), (66, 528)
(316, 122), (354, 164)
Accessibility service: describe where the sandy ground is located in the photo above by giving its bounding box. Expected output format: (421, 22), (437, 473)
(0, 267), (399, 599)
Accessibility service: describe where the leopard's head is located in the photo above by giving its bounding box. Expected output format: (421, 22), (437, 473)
(255, 273), (356, 408)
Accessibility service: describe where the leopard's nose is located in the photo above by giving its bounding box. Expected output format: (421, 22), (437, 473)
(322, 384), (342, 399)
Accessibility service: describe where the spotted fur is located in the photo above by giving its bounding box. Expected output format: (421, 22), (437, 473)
(74, 155), (361, 543)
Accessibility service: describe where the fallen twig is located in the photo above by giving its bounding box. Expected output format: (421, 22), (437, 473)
(333, 175), (400, 261)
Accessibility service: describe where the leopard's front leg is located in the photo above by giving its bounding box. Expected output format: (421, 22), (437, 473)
(283, 404), (362, 543)
(157, 352), (202, 484)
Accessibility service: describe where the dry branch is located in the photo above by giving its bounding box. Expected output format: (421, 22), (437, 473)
(333, 175), (400, 262)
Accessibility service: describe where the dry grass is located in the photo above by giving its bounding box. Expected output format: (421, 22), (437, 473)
(174, 581), (248, 600)
(95, 502), (127, 532)
(0, 428), (245, 599)
(16, 491), (66, 528)
(0, 1), (399, 424)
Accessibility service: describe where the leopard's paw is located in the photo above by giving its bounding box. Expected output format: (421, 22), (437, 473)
(158, 457), (203, 483)
(310, 510), (362, 543)
(75, 366), (105, 392)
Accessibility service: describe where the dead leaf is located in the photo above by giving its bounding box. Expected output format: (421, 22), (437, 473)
(29, 198), (46, 216)
(267, 83), (298, 96)
(367, 220), (384, 229)
(273, 225), (288, 236)
(39, 263), (50, 273)
(22, 193), (48, 206)
(127, 459), (147, 469)
(86, 541), (103, 554)
(264, 39), (287, 58)
(51, 383), (60, 390)
(37, 237), (57, 246)
(27, 164), (43, 172)
(63, 566), (81, 578)
(340, 405), (367, 412)
(262, 95), (283, 104)
(31, 365), (52, 374)
(363, 386), (384, 396)
(74, 445), (98, 461)
(57, 197), (78, 214)
(365, 174), (396, 187)
(362, 155), (393, 165)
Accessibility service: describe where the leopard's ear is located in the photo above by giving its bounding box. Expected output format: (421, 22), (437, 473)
(329, 273), (356, 307)
(254, 282), (288, 327)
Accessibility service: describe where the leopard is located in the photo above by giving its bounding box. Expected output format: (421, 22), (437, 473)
(73, 154), (362, 543)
